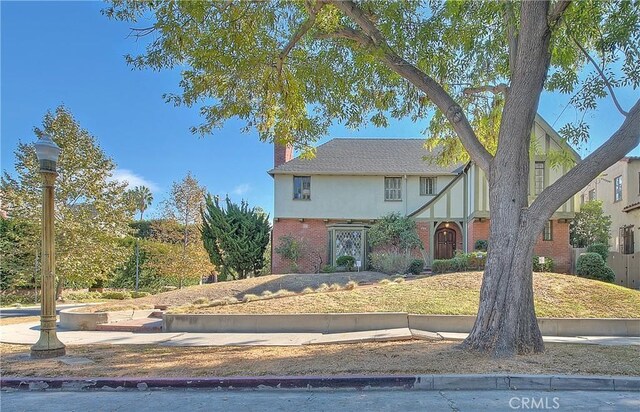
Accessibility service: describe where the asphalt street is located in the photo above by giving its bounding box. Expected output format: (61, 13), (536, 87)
(1, 390), (639, 412)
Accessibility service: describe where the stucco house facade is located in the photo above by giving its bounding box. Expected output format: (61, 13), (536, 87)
(578, 157), (639, 289)
(269, 115), (580, 274)
(579, 156), (640, 254)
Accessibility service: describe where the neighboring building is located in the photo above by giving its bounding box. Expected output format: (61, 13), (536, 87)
(269, 115), (580, 274)
(579, 157), (640, 254)
(578, 156), (640, 289)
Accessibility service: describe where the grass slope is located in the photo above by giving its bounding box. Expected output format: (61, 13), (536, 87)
(182, 272), (640, 318)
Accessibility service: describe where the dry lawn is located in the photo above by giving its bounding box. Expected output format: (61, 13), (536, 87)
(180, 272), (640, 318)
(1, 341), (638, 377)
(78, 272), (390, 313)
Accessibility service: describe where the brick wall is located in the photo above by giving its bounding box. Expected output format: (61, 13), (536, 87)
(468, 219), (490, 251)
(272, 218), (328, 274)
(533, 221), (571, 273)
(274, 144), (293, 168)
(415, 221), (430, 260)
(468, 219), (571, 273)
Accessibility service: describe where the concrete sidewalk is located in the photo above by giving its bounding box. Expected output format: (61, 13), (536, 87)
(2, 320), (639, 347)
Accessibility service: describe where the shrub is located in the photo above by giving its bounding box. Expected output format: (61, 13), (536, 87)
(576, 252), (615, 282)
(274, 289), (295, 297)
(431, 259), (451, 274)
(408, 259), (425, 275)
(101, 291), (132, 300)
(242, 294), (260, 302)
(532, 256), (554, 272)
(301, 287), (315, 294)
(320, 265), (337, 273)
(368, 213), (423, 253)
(344, 281), (358, 290)
(63, 291), (103, 301)
(599, 265), (615, 283)
(369, 252), (413, 275)
(431, 255), (470, 274)
(586, 243), (609, 263)
(131, 291), (150, 298)
(274, 235), (304, 271)
(336, 255), (356, 271)
(192, 297), (209, 305)
(328, 283), (342, 291)
(474, 239), (488, 251)
(468, 252), (487, 270)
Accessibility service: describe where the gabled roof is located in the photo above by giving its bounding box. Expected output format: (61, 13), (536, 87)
(268, 138), (464, 176)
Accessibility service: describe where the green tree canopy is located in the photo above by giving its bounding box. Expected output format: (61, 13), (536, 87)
(201, 195), (271, 280)
(0, 217), (38, 290)
(1, 106), (133, 292)
(570, 200), (612, 248)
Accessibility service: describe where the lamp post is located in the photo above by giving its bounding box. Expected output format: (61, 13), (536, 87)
(31, 133), (66, 359)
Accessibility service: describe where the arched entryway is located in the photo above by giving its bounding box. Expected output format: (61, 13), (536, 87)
(434, 223), (458, 260)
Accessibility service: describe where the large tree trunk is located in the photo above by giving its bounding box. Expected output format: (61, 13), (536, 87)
(462, 211), (544, 356)
(461, 1), (552, 357)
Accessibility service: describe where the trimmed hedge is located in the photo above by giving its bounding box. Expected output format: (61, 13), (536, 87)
(336, 255), (356, 271)
(586, 243), (609, 263)
(431, 252), (486, 274)
(100, 290), (133, 300)
(576, 252), (615, 283)
(369, 252), (413, 275)
(408, 259), (425, 275)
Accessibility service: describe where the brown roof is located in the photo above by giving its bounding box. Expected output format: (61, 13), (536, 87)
(268, 139), (464, 176)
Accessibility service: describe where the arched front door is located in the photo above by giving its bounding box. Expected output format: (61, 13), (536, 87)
(434, 227), (456, 260)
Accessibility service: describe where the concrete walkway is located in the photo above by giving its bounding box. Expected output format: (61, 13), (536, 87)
(2, 320), (639, 347)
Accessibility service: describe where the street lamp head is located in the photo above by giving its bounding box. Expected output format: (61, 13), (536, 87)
(34, 134), (61, 172)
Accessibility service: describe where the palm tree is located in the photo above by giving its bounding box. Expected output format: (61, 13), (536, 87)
(130, 186), (153, 292)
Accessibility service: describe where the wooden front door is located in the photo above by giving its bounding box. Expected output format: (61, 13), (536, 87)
(435, 228), (456, 260)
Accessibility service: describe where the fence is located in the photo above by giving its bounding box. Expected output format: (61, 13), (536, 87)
(608, 252), (640, 290)
(570, 248), (639, 290)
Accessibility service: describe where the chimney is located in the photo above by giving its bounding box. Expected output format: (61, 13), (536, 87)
(274, 143), (293, 168)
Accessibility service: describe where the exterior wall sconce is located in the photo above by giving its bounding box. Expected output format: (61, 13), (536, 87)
(346, 219), (353, 224)
(298, 218), (305, 222)
(323, 219), (329, 223)
(274, 217), (280, 222)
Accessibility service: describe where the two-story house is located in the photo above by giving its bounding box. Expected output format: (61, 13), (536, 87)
(579, 157), (639, 288)
(579, 157), (640, 254)
(269, 115), (580, 274)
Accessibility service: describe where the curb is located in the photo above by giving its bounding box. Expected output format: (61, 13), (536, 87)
(2, 374), (639, 392)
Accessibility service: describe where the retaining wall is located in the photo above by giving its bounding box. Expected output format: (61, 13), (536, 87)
(163, 313), (640, 337)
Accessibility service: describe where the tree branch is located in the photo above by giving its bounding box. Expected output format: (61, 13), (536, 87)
(529, 99), (640, 227)
(276, 1), (325, 77)
(126, 27), (156, 39)
(326, 0), (493, 172)
(503, 1), (518, 75)
(547, 0), (571, 29)
(463, 84), (509, 96)
(570, 34), (629, 117)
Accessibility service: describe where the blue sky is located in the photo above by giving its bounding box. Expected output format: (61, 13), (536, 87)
(2, 1), (638, 218)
